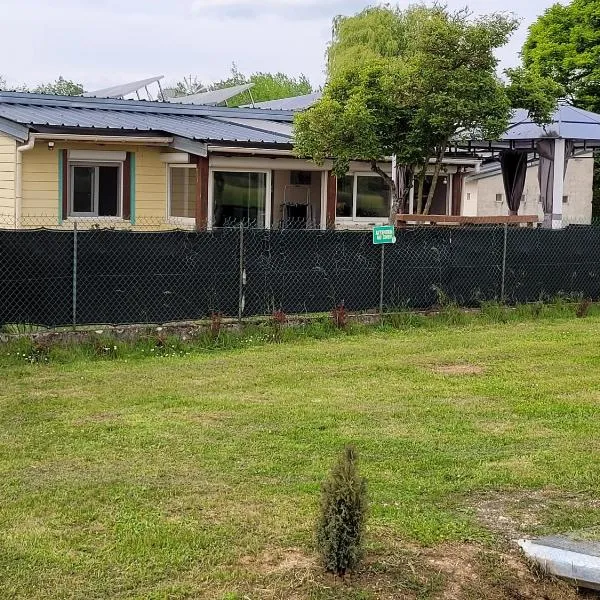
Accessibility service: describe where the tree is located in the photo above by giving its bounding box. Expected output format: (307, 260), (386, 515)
(294, 5), (558, 218)
(32, 76), (84, 96)
(165, 75), (205, 98)
(522, 0), (600, 113)
(316, 445), (368, 577)
(522, 0), (600, 221)
(167, 64), (313, 107)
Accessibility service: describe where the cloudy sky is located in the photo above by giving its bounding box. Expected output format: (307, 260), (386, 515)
(1, 0), (564, 93)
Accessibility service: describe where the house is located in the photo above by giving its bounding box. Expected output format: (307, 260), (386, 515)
(0, 91), (594, 231)
(462, 154), (594, 225)
(0, 91), (400, 231)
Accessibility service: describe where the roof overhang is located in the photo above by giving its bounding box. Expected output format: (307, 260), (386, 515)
(0, 116), (29, 142)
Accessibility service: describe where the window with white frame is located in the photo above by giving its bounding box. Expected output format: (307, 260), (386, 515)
(336, 173), (390, 220)
(495, 193), (503, 203)
(212, 170), (268, 227)
(168, 165), (197, 220)
(70, 162), (122, 217)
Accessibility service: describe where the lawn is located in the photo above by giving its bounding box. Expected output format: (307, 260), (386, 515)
(1, 315), (600, 599)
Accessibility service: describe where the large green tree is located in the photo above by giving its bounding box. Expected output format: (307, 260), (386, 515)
(523, 0), (600, 221)
(294, 5), (560, 218)
(522, 0), (600, 113)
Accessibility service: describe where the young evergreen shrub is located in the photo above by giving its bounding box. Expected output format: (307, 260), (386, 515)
(316, 445), (368, 577)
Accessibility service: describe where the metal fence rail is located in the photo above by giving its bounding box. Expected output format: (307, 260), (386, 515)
(1, 218), (600, 328)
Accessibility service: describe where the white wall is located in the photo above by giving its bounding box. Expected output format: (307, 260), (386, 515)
(465, 153), (594, 224)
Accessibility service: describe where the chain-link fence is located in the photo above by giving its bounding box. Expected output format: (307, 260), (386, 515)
(1, 215), (600, 328)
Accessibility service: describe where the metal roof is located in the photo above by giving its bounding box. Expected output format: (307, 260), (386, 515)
(505, 104), (600, 142)
(168, 83), (254, 106)
(465, 103), (600, 151)
(0, 91), (295, 145)
(83, 76), (164, 99)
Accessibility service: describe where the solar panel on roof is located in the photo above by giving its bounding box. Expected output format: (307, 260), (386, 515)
(167, 83), (254, 106)
(83, 76), (164, 99)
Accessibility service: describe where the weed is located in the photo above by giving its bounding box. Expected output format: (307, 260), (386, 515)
(331, 304), (349, 330)
(576, 298), (592, 318)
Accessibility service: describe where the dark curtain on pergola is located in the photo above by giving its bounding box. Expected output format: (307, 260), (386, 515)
(500, 150), (528, 215)
(536, 139), (575, 218)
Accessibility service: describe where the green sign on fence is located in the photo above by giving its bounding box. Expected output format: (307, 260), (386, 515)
(372, 225), (396, 245)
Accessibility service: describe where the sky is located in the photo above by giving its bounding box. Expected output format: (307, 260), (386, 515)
(0, 0), (566, 93)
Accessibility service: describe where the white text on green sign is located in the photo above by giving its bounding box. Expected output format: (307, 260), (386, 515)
(373, 226), (396, 245)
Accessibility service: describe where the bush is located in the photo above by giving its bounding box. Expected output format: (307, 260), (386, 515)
(316, 445), (368, 577)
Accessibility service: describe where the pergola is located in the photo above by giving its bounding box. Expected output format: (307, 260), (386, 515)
(458, 103), (600, 229)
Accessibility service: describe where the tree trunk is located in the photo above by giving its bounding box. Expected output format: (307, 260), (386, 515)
(423, 145), (448, 216)
(370, 160), (398, 225)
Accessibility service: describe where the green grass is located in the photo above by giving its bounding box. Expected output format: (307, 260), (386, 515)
(1, 312), (600, 598)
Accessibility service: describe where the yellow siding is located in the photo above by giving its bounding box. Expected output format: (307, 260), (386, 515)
(21, 143), (170, 227)
(0, 133), (16, 225)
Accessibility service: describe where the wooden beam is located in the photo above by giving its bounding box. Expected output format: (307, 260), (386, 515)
(451, 169), (463, 216)
(326, 171), (336, 229)
(194, 155), (209, 230)
(396, 214), (539, 225)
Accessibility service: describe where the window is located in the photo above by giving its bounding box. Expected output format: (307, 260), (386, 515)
(466, 192), (471, 201)
(563, 195), (569, 204)
(495, 193), (503, 203)
(70, 163), (122, 217)
(213, 170), (268, 227)
(169, 165), (197, 219)
(336, 174), (390, 220)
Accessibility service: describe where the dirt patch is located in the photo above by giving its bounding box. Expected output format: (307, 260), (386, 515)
(424, 542), (587, 600)
(236, 540), (593, 599)
(240, 547), (314, 576)
(474, 489), (600, 540)
(433, 364), (485, 376)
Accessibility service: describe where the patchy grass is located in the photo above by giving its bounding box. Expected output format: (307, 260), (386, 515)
(1, 315), (600, 598)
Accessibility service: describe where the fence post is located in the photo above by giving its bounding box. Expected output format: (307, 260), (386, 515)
(238, 222), (245, 325)
(72, 221), (78, 329)
(500, 223), (508, 303)
(379, 243), (385, 317)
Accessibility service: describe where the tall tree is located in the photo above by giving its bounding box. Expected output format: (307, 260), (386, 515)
(294, 5), (559, 218)
(522, 0), (600, 113)
(522, 0), (600, 220)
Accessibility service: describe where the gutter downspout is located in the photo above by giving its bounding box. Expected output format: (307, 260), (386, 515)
(16, 133), (37, 229)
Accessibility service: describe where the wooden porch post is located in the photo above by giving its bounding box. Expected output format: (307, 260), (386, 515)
(451, 168), (464, 216)
(194, 155), (209, 230)
(326, 171), (337, 229)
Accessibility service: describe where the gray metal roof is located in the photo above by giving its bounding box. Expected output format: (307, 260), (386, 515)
(0, 91), (295, 145)
(505, 104), (600, 142)
(465, 103), (600, 150)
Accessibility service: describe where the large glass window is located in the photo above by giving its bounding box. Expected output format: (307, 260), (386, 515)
(336, 174), (390, 220)
(336, 176), (353, 218)
(70, 163), (121, 217)
(169, 166), (197, 219)
(356, 176), (389, 218)
(213, 171), (267, 227)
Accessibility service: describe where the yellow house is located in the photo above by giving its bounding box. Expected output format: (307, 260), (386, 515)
(0, 91), (406, 231)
